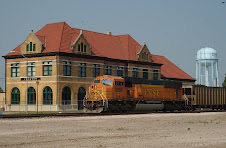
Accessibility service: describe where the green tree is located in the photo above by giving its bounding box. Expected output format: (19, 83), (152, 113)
(0, 87), (3, 93)
(222, 74), (226, 87)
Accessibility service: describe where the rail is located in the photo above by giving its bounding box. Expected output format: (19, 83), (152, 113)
(183, 94), (189, 108)
(99, 91), (108, 108)
(83, 94), (89, 107)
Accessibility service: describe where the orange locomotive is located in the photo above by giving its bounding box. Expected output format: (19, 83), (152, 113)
(84, 76), (185, 113)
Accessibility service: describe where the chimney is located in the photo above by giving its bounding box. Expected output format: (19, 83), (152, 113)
(106, 32), (112, 35)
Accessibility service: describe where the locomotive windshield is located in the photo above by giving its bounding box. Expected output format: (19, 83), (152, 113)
(101, 79), (113, 86)
(94, 80), (100, 83)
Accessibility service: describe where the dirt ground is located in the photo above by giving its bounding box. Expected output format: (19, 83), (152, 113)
(0, 112), (226, 148)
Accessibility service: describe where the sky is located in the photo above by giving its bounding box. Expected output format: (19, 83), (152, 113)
(0, 0), (226, 91)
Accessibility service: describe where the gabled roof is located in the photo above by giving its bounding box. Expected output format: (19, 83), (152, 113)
(116, 34), (142, 61)
(6, 22), (194, 81)
(7, 22), (141, 61)
(152, 55), (195, 81)
(81, 29), (127, 60)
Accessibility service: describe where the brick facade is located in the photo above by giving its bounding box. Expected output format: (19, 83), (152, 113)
(5, 54), (161, 111)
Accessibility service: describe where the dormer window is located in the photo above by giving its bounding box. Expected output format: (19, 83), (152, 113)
(78, 42), (86, 53)
(142, 52), (148, 61)
(33, 44), (36, 51)
(26, 42), (36, 52)
(81, 43), (83, 52)
(78, 44), (80, 52)
(84, 45), (86, 52)
(71, 32), (91, 55)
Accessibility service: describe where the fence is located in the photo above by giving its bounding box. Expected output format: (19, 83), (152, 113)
(3, 100), (84, 112)
(0, 101), (4, 113)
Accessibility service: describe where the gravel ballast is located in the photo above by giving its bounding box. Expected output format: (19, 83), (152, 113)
(0, 112), (226, 148)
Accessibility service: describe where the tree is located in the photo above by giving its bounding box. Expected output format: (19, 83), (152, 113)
(0, 87), (3, 93)
(222, 74), (226, 87)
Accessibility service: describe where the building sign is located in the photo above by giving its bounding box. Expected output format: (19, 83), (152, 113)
(21, 77), (41, 81)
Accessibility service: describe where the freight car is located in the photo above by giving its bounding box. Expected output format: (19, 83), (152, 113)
(191, 85), (226, 110)
(83, 76), (186, 113)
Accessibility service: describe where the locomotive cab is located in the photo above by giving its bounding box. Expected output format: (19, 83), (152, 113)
(89, 76), (125, 100)
(84, 76), (125, 113)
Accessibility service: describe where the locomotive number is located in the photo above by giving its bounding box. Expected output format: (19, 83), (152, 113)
(115, 88), (123, 92)
(142, 89), (159, 97)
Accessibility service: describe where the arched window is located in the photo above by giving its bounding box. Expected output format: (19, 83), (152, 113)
(27, 87), (36, 105)
(78, 87), (86, 110)
(43, 87), (53, 105)
(62, 87), (71, 105)
(11, 87), (20, 104)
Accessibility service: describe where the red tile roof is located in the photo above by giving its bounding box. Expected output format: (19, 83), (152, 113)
(152, 55), (195, 81)
(116, 34), (141, 61)
(82, 30), (127, 60)
(6, 22), (194, 81)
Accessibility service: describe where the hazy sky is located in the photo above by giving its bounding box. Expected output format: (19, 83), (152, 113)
(0, 0), (226, 91)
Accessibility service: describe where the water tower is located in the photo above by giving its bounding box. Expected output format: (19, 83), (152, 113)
(196, 47), (219, 87)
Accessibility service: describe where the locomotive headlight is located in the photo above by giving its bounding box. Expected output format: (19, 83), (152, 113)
(95, 97), (98, 100)
(95, 85), (97, 89)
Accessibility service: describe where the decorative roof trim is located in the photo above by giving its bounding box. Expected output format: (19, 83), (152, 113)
(137, 41), (148, 55)
(3, 52), (162, 67)
(118, 37), (127, 60)
(27, 30), (43, 45)
(161, 76), (196, 82)
(70, 30), (91, 50)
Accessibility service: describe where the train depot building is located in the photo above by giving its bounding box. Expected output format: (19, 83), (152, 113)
(3, 22), (195, 112)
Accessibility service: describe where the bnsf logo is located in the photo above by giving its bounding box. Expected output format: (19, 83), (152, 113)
(91, 91), (99, 96)
(142, 88), (159, 97)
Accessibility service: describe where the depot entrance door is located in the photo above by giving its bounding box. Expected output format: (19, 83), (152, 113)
(78, 87), (86, 110)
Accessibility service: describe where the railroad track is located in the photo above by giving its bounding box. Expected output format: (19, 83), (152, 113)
(0, 112), (148, 119)
(0, 109), (226, 119)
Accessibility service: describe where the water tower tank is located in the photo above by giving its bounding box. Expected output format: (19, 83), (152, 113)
(196, 47), (219, 86)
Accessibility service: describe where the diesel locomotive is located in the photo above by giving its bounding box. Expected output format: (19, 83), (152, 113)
(83, 75), (187, 113)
